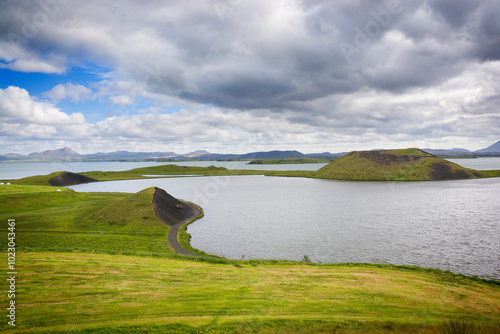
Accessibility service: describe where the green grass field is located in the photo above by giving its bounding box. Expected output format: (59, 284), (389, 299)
(3, 252), (500, 333)
(2, 172), (500, 333)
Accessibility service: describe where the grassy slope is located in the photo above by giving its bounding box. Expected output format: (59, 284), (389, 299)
(92, 187), (166, 234)
(2, 252), (499, 333)
(385, 148), (428, 155)
(314, 149), (489, 181)
(0, 185), (173, 256)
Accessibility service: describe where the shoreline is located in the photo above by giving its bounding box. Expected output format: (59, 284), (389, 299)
(152, 187), (202, 256)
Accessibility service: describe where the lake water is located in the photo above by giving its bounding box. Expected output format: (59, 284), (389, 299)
(0, 160), (328, 180)
(446, 157), (500, 170)
(70, 175), (500, 280)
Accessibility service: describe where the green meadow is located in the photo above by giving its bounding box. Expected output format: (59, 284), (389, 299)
(0, 185), (174, 256)
(3, 252), (500, 334)
(1, 174), (500, 333)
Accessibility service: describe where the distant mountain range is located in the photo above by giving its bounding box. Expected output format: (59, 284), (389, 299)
(1, 141), (499, 162)
(474, 140), (500, 154)
(424, 140), (500, 156)
(28, 147), (79, 157)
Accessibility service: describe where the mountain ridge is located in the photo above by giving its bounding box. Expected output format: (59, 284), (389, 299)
(474, 140), (500, 153)
(28, 147), (79, 157)
(1, 140), (499, 162)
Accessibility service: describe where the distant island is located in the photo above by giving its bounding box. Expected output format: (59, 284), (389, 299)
(314, 148), (500, 181)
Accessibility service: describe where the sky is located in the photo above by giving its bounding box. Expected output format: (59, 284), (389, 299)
(0, 0), (499, 155)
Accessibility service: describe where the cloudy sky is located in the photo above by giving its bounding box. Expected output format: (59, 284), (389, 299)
(1, 0), (499, 154)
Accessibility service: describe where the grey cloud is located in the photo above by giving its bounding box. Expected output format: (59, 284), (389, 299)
(3, 0), (498, 104)
(427, 0), (479, 28)
(1, 0), (499, 152)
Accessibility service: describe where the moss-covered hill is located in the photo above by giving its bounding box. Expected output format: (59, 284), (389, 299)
(313, 148), (491, 181)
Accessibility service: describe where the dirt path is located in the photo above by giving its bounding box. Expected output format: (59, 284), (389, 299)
(167, 222), (199, 256)
(152, 187), (201, 256)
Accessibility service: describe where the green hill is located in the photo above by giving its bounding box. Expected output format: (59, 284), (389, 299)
(314, 148), (486, 181)
(92, 187), (166, 234)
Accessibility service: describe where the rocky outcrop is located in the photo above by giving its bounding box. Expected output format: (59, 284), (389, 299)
(48, 172), (98, 186)
(152, 187), (200, 227)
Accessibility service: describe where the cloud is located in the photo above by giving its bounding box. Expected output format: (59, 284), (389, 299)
(0, 86), (86, 125)
(0, 58), (66, 74)
(2, 0), (499, 106)
(1, 0), (499, 152)
(109, 95), (135, 107)
(44, 83), (93, 102)
(0, 41), (67, 74)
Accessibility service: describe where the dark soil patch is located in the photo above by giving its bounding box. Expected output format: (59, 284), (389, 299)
(152, 187), (201, 256)
(152, 187), (199, 227)
(49, 172), (99, 186)
(354, 151), (427, 165)
(428, 162), (481, 180)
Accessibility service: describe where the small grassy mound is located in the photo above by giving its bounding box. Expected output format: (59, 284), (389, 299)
(5, 171), (99, 186)
(92, 187), (166, 234)
(81, 164), (228, 181)
(314, 148), (484, 181)
(5, 171), (69, 186)
(49, 171), (98, 186)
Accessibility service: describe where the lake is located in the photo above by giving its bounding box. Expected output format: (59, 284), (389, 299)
(0, 160), (328, 180)
(70, 175), (500, 280)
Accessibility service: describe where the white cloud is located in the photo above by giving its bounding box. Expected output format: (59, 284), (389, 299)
(0, 58), (66, 74)
(0, 42), (67, 74)
(0, 123), (57, 138)
(109, 95), (135, 107)
(0, 86), (86, 125)
(44, 83), (93, 102)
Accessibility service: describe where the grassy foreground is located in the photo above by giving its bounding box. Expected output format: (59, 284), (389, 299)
(2, 252), (500, 333)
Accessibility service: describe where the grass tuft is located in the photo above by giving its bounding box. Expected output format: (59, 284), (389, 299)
(440, 319), (480, 334)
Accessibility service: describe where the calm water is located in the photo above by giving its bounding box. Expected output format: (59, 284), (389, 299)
(70, 175), (500, 280)
(446, 157), (500, 170)
(0, 160), (327, 180)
